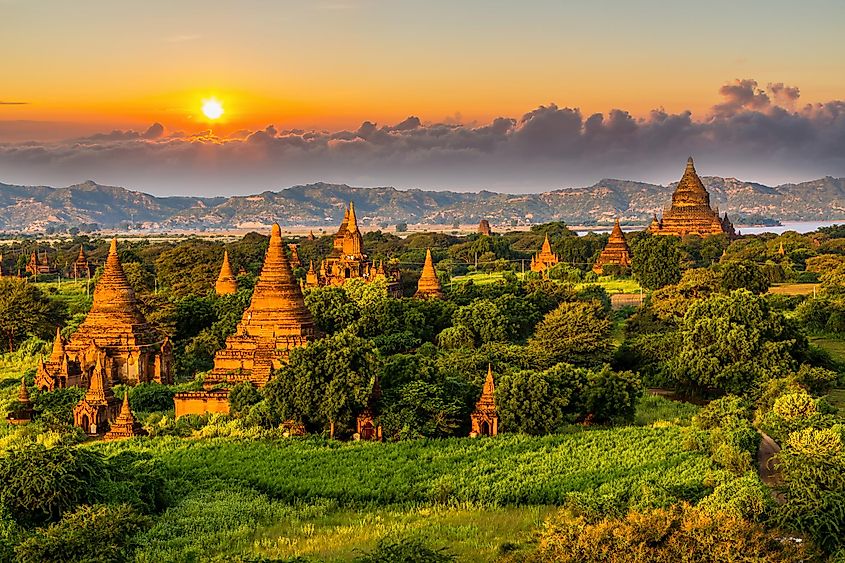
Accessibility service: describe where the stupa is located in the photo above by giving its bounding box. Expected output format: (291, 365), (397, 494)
(414, 248), (444, 299)
(477, 219), (492, 236)
(306, 202), (402, 297)
(26, 250), (52, 277)
(470, 364), (499, 437)
(593, 219), (633, 274)
(215, 250), (238, 295)
(288, 244), (302, 268)
(6, 378), (34, 425)
(71, 246), (93, 278)
(73, 356), (121, 435)
(530, 234), (560, 273)
(175, 223), (318, 416)
(35, 239), (173, 391)
(103, 393), (147, 440)
(649, 158), (736, 238)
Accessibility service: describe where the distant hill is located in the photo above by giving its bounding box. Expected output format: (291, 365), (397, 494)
(0, 176), (843, 232)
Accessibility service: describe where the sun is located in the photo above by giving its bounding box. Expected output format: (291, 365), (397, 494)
(201, 98), (224, 120)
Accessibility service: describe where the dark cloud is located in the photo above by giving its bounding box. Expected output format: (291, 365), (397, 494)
(0, 101), (29, 105)
(0, 78), (843, 196)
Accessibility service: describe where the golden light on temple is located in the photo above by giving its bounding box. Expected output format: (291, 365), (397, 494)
(201, 98), (224, 120)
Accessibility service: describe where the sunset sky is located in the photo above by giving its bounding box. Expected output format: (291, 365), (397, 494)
(2, 0), (845, 195)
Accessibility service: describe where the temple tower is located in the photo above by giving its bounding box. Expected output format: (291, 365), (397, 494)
(414, 248), (444, 299)
(104, 393), (147, 440)
(6, 378), (34, 425)
(470, 364), (499, 437)
(593, 219), (633, 274)
(530, 233), (560, 273)
(73, 357), (120, 435)
(215, 250), (238, 295)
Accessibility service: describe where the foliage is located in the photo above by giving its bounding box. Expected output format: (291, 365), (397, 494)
(0, 278), (65, 352)
(32, 387), (85, 427)
(528, 301), (612, 368)
(230, 382), (263, 415)
(15, 503), (150, 563)
(354, 537), (456, 563)
(685, 396), (760, 474)
(631, 235), (682, 290)
(128, 382), (176, 412)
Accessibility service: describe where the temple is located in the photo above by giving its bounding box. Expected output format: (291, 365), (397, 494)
(305, 202), (402, 297)
(593, 219), (632, 274)
(649, 158), (736, 238)
(26, 250), (53, 277)
(470, 364), (499, 437)
(477, 219), (492, 236)
(35, 239), (174, 391)
(288, 244), (302, 269)
(215, 250), (238, 295)
(530, 234), (560, 273)
(73, 357), (121, 435)
(103, 393), (147, 440)
(71, 246), (93, 278)
(6, 378), (34, 425)
(414, 248), (444, 299)
(175, 223), (318, 416)
(356, 375), (383, 441)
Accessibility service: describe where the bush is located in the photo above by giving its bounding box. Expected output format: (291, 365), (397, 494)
(15, 504), (149, 563)
(354, 537), (455, 563)
(32, 387), (85, 427)
(129, 383), (176, 412)
(697, 472), (773, 521)
(582, 366), (641, 424)
(229, 382), (262, 415)
(0, 445), (105, 526)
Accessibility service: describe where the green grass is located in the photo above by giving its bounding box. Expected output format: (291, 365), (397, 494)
(826, 389), (845, 415)
(811, 336), (845, 365)
(633, 394), (700, 427)
(448, 271), (514, 286)
(579, 278), (642, 295)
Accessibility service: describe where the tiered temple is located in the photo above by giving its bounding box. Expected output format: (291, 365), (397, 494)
(530, 234), (560, 273)
(215, 250), (238, 295)
(593, 219), (633, 274)
(414, 248), (444, 299)
(649, 158), (736, 238)
(470, 364), (498, 437)
(71, 246), (93, 278)
(26, 250), (53, 277)
(104, 393), (147, 440)
(73, 357), (121, 435)
(305, 202), (402, 297)
(175, 223), (318, 417)
(35, 239), (174, 391)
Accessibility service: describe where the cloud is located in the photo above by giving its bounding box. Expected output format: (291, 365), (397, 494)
(0, 101), (28, 105)
(1, 78), (844, 196)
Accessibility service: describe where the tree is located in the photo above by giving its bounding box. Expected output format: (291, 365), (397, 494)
(229, 382), (262, 415)
(631, 235), (682, 290)
(0, 279), (65, 352)
(304, 286), (359, 334)
(496, 367), (575, 435)
(720, 260), (771, 294)
(528, 300), (612, 367)
(671, 289), (807, 396)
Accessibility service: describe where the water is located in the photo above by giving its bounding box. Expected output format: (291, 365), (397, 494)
(575, 220), (843, 236)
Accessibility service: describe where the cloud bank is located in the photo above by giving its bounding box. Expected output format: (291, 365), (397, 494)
(1, 79), (844, 196)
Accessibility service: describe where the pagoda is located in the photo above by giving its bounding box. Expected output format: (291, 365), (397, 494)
(103, 393), (147, 440)
(26, 250), (52, 277)
(649, 158), (736, 238)
(470, 364), (498, 437)
(306, 202), (402, 298)
(176, 223), (318, 416)
(215, 250), (238, 295)
(530, 234), (560, 273)
(6, 378), (34, 425)
(288, 244), (302, 269)
(593, 219), (632, 274)
(71, 246), (93, 278)
(356, 375), (383, 441)
(35, 239), (173, 391)
(414, 248), (444, 299)
(73, 357), (121, 435)
(478, 219), (492, 236)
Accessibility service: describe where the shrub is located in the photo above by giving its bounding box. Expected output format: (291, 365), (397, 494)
(354, 537), (456, 563)
(15, 504), (149, 563)
(697, 472), (773, 521)
(229, 382), (262, 415)
(32, 387), (85, 427)
(129, 382), (176, 412)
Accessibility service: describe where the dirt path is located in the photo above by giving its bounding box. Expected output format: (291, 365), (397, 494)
(757, 432), (781, 487)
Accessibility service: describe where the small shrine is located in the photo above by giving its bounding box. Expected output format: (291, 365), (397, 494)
(470, 365), (499, 437)
(71, 246), (93, 278)
(103, 394), (147, 440)
(356, 375), (383, 441)
(215, 250), (238, 295)
(26, 250), (53, 277)
(72, 357), (121, 435)
(288, 244), (302, 269)
(530, 234), (559, 273)
(593, 219), (632, 274)
(414, 248), (444, 299)
(6, 378), (34, 425)
(477, 219), (492, 236)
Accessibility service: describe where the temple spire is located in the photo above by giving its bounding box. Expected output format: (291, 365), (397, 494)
(50, 326), (64, 361)
(415, 248), (444, 299)
(215, 250), (237, 295)
(347, 201), (359, 233)
(610, 218), (624, 240)
(541, 233), (552, 254)
(86, 356), (114, 403)
(18, 377), (30, 404)
(483, 364), (495, 396)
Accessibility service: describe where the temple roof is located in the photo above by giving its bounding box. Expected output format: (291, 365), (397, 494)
(415, 248), (443, 299)
(541, 233), (552, 254)
(85, 356), (115, 403)
(50, 326), (64, 362)
(671, 157), (711, 208)
(215, 250), (237, 295)
(347, 201), (360, 233)
(238, 223), (315, 337)
(609, 218), (625, 241)
(18, 377), (31, 405)
(84, 239), (147, 326)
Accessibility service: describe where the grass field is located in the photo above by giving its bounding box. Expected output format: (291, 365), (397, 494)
(448, 271), (643, 294)
(768, 283), (819, 296)
(811, 336), (845, 364)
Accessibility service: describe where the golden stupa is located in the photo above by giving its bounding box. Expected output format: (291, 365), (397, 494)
(593, 219), (632, 274)
(215, 250), (238, 295)
(530, 234), (559, 273)
(414, 248), (444, 299)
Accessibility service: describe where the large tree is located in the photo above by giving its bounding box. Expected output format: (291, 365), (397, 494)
(631, 235), (682, 290)
(0, 278), (65, 352)
(528, 300), (612, 367)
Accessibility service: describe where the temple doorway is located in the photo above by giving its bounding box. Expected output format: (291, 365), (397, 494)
(480, 421), (490, 436)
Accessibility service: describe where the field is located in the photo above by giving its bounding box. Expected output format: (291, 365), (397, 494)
(811, 336), (845, 364)
(768, 283), (820, 296)
(448, 271), (643, 294)
(80, 396), (711, 562)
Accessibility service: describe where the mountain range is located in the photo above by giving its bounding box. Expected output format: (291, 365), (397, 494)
(1, 176), (844, 232)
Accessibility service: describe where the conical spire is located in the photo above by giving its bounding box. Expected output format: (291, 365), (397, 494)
(18, 377), (31, 405)
(483, 364), (495, 396)
(672, 156), (710, 207)
(593, 218), (632, 274)
(85, 356), (114, 403)
(86, 238), (146, 324)
(415, 248), (443, 299)
(76, 246), (86, 261)
(541, 233), (552, 254)
(239, 223), (315, 338)
(215, 250), (237, 295)
(610, 218), (625, 241)
(347, 201), (359, 233)
(50, 326), (65, 362)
